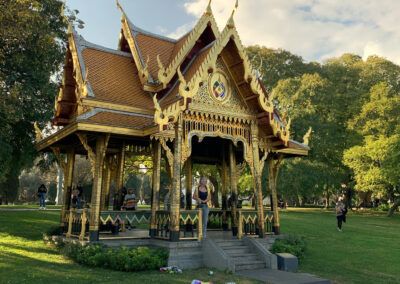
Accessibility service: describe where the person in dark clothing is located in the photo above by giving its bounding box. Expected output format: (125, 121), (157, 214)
(193, 177), (211, 238)
(335, 197), (346, 232)
(76, 183), (83, 209)
(37, 184), (47, 210)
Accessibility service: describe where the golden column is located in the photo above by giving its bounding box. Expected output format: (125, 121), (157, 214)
(170, 119), (183, 241)
(229, 142), (239, 236)
(100, 156), (112, 211)
(89, 135), (107, 241)
(59, 149), (75, 233)
(267, 154), (283, 234)
(114, 142), (125, 210)
(250, 124), (265, 238)
(185, 156), (193, 210)
(150, 140), (161, 238)
(221, 144), (229, 230)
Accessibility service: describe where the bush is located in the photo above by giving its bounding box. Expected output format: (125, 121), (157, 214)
(271, 235), (307, 260)
(62, 243), (168, 272)
(371, 204), (390, 211)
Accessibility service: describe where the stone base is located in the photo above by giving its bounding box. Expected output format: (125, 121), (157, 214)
(232, 226), (238, 236)
(169, 230), (180, 241)
(276, 252), (298, 272)
(89, 230), (99, 242)
(273, 225), (280, 235)
(149, 228), (156, 238)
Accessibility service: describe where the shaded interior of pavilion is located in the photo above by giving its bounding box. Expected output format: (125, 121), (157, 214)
(56, 131), (285, 242)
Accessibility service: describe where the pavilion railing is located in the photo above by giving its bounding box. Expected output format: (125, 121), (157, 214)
(237, 210), (274, 238)
(154, 209), (203, 241)
(208, 209), (231, 230)
(65, 208), (89, 240)
(99, 210), (151, 227)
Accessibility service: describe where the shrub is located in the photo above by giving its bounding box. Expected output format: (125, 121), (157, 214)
(61, 243), (168, 272)
(271, 235), (307, 260)
(371, 204), (390, 211)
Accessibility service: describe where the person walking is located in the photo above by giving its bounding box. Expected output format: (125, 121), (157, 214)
(37, 184), (47, 210)
(335, 197), (346, 232)
(193, 177), (211, 238)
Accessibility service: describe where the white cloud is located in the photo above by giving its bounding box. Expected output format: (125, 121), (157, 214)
(167, 21), (196, 39)
(173, 0), (400, 64)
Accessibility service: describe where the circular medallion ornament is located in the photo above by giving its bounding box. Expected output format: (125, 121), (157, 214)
(208, 70), (230, 104)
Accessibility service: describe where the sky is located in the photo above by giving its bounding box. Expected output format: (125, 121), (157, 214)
(65, 0), (400, 65)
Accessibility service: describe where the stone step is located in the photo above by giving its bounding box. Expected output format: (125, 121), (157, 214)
(214, 240), (244, 247)
(229, 253), (260, 262)
(235, 260), (266, 271)
(223, 246), (252, 254)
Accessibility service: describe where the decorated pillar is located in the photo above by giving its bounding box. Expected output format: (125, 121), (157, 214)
(185, 157), (193, 210)
(150, 140), (161, 238)
(114, 142), (125, 210)
(59, 149), (75, 233)
(170, 118), (183, 241)
(101, 156), (112, 211)
(229, 142), (238, 236)
(221, 144), (229, 230)
(250, 124), (265, 238)
(267, 154), (283, 235)
(89, 135), (109, 241)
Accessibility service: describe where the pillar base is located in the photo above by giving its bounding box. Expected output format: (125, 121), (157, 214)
(273, 225), (280, 235)
(149, 228), (157, 238)
(89, 230), (99, 242)
(222, 223), (229, 231)
(169, 230), (180, 242)
(232, 226), (238, 236)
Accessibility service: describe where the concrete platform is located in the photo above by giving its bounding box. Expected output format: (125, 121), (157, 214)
(237, 268), (331, 284)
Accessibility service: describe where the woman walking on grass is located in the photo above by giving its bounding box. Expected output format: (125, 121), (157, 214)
(37, 184), (47, 210)
(335, 197), (347, 232)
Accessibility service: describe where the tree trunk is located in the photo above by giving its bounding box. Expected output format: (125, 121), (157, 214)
(325, 189), (330, 209)
(387, 198), (400, 217)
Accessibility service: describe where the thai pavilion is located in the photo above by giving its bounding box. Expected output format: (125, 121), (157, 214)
(36, 0), (310, 243)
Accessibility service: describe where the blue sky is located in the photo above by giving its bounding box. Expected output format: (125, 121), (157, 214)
(65, 0), (400, 64)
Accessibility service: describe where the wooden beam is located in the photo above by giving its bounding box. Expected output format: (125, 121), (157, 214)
(245, 94), (259, 101)
(229, 59), (243, 69)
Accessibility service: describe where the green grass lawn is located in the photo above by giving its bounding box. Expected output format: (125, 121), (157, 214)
(0, 208), (399, 284)
(0, 210), (259, 284)
(279, 208), (400, 284)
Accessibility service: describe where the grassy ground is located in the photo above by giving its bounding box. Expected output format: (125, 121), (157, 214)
(279, 208), (400, 284)
(0, 210), (259, 284)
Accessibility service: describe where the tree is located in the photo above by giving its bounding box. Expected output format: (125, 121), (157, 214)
(0, 0), (72, 203)
(344, 82), (400, 215)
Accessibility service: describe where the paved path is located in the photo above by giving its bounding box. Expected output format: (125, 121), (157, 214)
(237, 268), (331, 284)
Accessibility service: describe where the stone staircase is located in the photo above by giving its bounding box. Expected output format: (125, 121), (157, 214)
(214, 239), (266, 271)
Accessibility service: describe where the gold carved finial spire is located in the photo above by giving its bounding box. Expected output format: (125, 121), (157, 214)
(206, 0), (212, 15)
(303, 126), (312, 146)
(227, 0), (239, 28)
(116, 0), (126, 21)
(61, 2), (67, 22)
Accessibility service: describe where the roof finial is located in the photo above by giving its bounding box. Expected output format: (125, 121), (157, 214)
(206, 0), (212, 15)
(116, 0), (126, 20)
(61, 2), (67, 22)
(227, 0), (238, 28)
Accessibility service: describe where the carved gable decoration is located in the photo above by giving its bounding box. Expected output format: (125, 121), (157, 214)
(190, 58), (255, 120)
